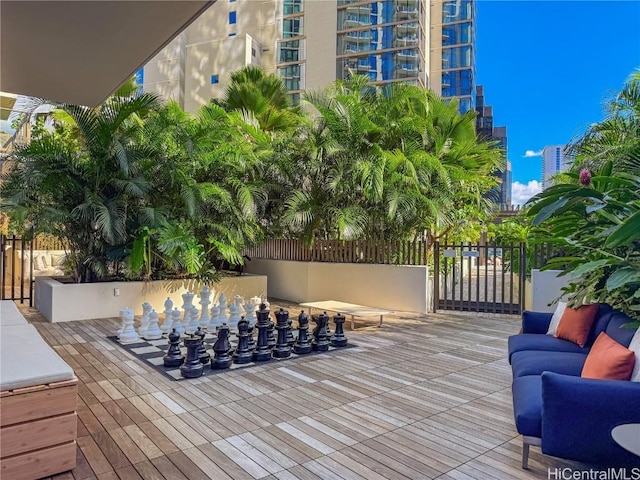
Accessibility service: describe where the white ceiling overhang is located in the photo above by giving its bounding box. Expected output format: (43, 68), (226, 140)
(1, 0), (214, 107)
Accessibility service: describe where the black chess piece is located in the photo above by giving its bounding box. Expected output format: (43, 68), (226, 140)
(163, 328), (185, 367)
(330, 313), (348, 347)
(273, 308), (291, 358)
(267, 319), (276, 349)
(286, 314), (295, 347)
(293, 310), (312, 354)
(196, 327), (211, 364)
(253, 304), (272, 362)
(312, 312), (330, 352)
(211, 324), (233, 369)
(180, 334), (204, 378)
(247, 322), (256, 351)
(233, 318), (253, 364)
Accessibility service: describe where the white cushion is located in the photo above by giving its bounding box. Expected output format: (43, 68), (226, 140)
(628, 328), (640, 382)
(547, 301), (567, 335)
(0, 301), (28, 326)
(0, 324), (76, 391)
(33, 254), (46, 270)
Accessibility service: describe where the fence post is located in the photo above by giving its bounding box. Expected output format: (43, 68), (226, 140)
(433, 241), (440, 312)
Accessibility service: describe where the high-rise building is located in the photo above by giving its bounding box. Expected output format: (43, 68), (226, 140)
(542, 145), (572, 189)
(140, 0), (439, 111)
(429, 0), (476, 112)
(475, 85), (510, 208)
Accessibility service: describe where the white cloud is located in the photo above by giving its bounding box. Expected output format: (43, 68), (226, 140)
(512, 180), (542, 206)
(522, 149), (543, 158)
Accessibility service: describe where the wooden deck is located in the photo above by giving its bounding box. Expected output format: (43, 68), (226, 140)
(16, 302), (588, 480)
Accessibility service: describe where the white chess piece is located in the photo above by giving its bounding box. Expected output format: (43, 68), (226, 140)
(250, 296), (262, 308)
(171, 308), (184, 336)
(161, 297), (173, 334)
(138, 302), (152, 335)
(244, 299), (257, 327)
(217, 293), (228, 325)
(186, 305), (200, 334)
(263, 298), (270, 310)
(117, 307), (129, 337)
(228, 302), (241, 331)
(208, 304), (221, 331)
(199, 286), (212, 327)
(181, 291), (195, 324)
(119, 308), (140, 344)
(143, 310), (163, 340)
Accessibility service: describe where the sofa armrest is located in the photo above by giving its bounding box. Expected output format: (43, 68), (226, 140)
(521, 311), (553, 334)
(541, 371), (640, 467)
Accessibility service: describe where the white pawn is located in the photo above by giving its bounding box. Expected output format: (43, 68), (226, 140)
(161, 297), (173, 334)
(199, 286), (212, 327)
(186, 305), (200, 334)
(143, 310), (163, 340)
(117, 307), (129, 337)
(181, 291), (195, 323)
(263, 297), (270, 310)
(171, 308), (184, 336)
(244, 299), (257, 327)
(138, 302), (152, 335)
(217, 293), (228, 325)
(208, 304), (221, 331)
(120, 308), (140, 344)
(228, 302), (241, 331)
(250, 296), (262, 308)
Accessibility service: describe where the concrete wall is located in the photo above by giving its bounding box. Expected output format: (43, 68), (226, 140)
(304, 0), (337, 90)
(531, 269), (572, 312)
(35, 274), (267, 323)
(245, 259), (430, 313)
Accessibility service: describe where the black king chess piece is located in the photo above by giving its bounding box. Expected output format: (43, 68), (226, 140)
(211, 324), (233, 369)
(164, 328), (185, 367)
(253, 303), (272, 362)
(293, 310), (312, 354)
(233, 317), (253, 364)
(312, 311), (330, 352)
(273, 308), (292, 358)
(330, 313), (348, 347)
(196, 327), (211, 364)
(180, 334), (204, 378)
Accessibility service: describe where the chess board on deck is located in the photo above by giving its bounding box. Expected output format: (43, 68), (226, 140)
(107, 332), (357, 381)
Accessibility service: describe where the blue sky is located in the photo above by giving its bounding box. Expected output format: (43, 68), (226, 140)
(475, 0), (640, 204)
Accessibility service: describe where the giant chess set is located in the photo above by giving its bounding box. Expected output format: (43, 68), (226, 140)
(109, 288), (352, 380)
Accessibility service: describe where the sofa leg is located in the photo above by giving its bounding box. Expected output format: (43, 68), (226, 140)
(522, 441), (530, 469)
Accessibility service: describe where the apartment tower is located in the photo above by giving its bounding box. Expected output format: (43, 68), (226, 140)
(542, 145), (572, 189)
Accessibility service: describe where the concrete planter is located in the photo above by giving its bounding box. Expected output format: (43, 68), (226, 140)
(531, 269), (572, 312)
(34, 274), (267, 323)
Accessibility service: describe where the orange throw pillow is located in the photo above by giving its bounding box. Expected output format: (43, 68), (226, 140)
(554, 304), (599, 347)
(581, 332), (635, 380)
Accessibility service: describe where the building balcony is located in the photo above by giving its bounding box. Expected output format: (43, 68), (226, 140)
(396, 22), (418, 34)
(394, 7), (418, 20)
(396, 49), (418, 59)
(346, 4), (371, 13)
(393, 36), (418, 47)
(395, 0), (418, 7)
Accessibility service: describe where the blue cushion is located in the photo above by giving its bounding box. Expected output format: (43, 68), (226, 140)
(512, 375), (542, 437)
(508, 334), (589, 363)
(511, 350), (587, 378)
(585, 305), (615, 346)
(604, 312), (638, 347)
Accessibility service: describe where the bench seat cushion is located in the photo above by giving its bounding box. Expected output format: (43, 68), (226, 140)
(511, 350), (587, 378)
(508, 333), (589, 362)
(0, 324), (76, 391)
(0, 301), (28, 326)
(512, 375), (542, 438)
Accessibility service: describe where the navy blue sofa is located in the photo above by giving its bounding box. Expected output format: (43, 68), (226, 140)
(508, 305), (640, 468)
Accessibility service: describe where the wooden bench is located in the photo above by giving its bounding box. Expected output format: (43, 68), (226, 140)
(0, 301), (77, 480)
(300, 300), (392, 329)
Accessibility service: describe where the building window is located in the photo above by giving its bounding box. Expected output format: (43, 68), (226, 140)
(229, 11), (236, 24)
(252, 47), (256, 57)
(229, 32), (236, 37)
(211, 75), (219, 84)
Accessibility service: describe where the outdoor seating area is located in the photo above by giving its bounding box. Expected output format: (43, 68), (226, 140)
(2, 301), (599, 480)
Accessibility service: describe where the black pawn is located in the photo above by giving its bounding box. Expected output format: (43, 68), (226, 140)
(211, 324), (233, 369)
(330, 314), (348, 347)
(293, 310), (312, 355)
(233, 318), (253, 364)
(286, 315), (295, 346)
(253, 304), (272, 362)
(196, 327), (211, 364)
(180, 334), (204, 378)
(267, 319), (276, 349)
(163, 328), (185, 367)
(273, 308), (291, 359)
(247, 323), (256, 351)
(312, 312), (330, 352)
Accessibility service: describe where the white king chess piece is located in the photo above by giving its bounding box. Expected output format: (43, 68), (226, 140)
(138, 302), (152, 335)
(171, 308), (184, 336)
(161, 297), (173, 334)
(199, 286), (212, 328)
(119, 308), (140, 344)
(208, 304), (221, 331)
(181, 291), (195, 324)
(244, 299), (257, 328)
(217, 293), (228, 325)
(186, 305), (200, 334)
(143, 310), (163, 340)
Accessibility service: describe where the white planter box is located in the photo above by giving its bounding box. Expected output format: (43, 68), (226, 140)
(34, 274), (267, 322)
(531, 269), (572, 312)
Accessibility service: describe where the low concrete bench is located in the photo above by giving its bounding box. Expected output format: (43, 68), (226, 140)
(0, 301), (78, 480)
(300, 300), (392, 329)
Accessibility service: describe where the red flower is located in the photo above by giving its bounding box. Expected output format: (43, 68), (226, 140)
(579, 168), (591, 187)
